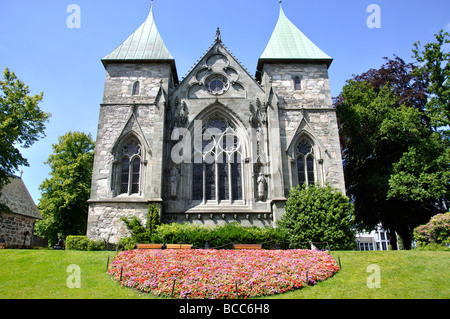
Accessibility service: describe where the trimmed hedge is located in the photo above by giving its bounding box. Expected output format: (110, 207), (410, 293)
(66, 236), (105, 251)
(121, 222), (285, 249)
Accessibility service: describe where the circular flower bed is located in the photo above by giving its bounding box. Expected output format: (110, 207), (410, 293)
(108, 249), (339, 299)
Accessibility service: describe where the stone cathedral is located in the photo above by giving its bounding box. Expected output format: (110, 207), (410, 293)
(87, 4), (345, 243)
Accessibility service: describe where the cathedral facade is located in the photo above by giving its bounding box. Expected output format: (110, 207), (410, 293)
(87, 4), (345, 243)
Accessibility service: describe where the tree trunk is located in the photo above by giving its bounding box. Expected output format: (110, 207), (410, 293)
(388, 228), (398, 250)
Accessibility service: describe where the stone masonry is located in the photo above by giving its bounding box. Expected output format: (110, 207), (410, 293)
(87, 4), (345, 243)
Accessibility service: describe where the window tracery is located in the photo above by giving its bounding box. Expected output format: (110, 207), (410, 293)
(192, 117), (243, 203)
(296, 139), (315, 186)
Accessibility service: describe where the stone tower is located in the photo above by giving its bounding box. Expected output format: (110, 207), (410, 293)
(87, 3), (345, 243)
(87, 5), (178, 241)
(255, 6), (346, 222)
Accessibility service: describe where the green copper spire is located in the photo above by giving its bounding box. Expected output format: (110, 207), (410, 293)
(258, 5), (332, 68)
(102, 3), (175, 65)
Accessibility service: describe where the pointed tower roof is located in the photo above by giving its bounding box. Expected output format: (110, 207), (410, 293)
(102, 3), (177, 80)
(257, 5), (332, 74)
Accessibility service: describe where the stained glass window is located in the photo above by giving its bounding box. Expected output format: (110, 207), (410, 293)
(297, 156), (305, 186)
(231, 153), (242, 200)
(296, 139), (315, 186)
(193, 163), (203, 200)
(192, 117), (243, 203)
(205, 163), (215, 200)
(120, 157), (130, 194)
(118, 139), (142, 195)
(131, 157), (140, 194)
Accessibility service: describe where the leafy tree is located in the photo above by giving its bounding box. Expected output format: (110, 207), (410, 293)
(278, 184), (355, 250)
(0, 68), (51, 214)
(335, 32), (449, 249)
(35, 132), (94, 245)
(390, 30), (450, 213)
(412, 30), (450, 133)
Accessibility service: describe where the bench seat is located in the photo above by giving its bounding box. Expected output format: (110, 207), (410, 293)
(233, 243), (262, 250)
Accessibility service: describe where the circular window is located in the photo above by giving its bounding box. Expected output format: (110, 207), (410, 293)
(206, 74), (229, 95)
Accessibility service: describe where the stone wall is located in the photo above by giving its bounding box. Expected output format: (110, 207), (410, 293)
(262, 63), (333, 109)
(87, 49), (346, 241)
(87, 202), (149, 244)
(261, 62), (345, 195)
(0, 213), (36, 246)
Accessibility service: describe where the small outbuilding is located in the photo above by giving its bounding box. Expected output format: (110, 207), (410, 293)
(0, 176), (42, 247)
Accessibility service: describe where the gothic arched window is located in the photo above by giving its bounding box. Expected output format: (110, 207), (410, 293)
(296, 139), (315, 186)
(119, 139), (142, 195)
(192, 118), (243, 203)
(132, 81), (140, 96)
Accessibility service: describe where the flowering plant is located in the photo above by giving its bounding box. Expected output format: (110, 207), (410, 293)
(414, 212), (450, 246)
(108, 249), (339, 299)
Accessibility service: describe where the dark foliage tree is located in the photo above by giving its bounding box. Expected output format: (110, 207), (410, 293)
(335, 31), (449, 249)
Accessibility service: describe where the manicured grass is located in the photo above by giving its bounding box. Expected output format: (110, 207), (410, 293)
(0, 249), (448, 299)
(268, 250), (450, 299)
(0, 250), (156, 299)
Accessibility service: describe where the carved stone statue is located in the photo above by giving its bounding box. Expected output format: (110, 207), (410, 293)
(215, 27), (221, 43)
(257, 172), (266, 201)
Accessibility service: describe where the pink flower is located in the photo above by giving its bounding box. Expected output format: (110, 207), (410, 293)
(108, 249), (339, 299)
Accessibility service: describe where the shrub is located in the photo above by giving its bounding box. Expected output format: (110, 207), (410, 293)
(120, 220), (285, 249)
(278, 184), (355, 250)
(121, 205), (160, 243)
(66, 235), (105, 251)
(413, 212), (450, 247)
(118, 237), (136, 251)
(66, 236), (89, 250)
(87, 239), (106, 251)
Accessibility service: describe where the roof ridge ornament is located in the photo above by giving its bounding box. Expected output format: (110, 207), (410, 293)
(215, 27), (222, 43)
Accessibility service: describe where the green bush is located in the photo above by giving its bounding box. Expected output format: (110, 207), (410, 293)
(278, 184), (355, 250)
(117, 237), (137, 251)
(413, 212), (450, 247)
(120, 205), (160, 243)
(66, 236), (89, 250)
(121, 220), (285, 249)
(66, 235), (105, 251)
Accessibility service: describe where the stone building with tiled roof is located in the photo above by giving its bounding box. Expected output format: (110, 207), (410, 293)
(0, 176), (42, 247)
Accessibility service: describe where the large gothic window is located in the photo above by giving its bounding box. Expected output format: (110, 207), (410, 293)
(192, 118), (243, 203)
(119, 139), (142, 195)
(296, 139), (315, 186)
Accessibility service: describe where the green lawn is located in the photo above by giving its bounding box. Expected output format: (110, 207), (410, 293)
(0, 249), (448, 299)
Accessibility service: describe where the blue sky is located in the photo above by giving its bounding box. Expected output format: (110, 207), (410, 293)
(0, 0), (449, 203)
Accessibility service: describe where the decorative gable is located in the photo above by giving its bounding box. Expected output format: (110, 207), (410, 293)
(173, 32), (264, 100)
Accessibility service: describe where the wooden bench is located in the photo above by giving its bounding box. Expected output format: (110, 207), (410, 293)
(137, 244), (163, 249)
(166, 244), (193, 250)
(233, 243), (262, 250)
(137, 243), (193, 250)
